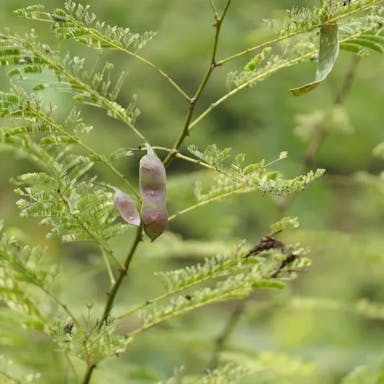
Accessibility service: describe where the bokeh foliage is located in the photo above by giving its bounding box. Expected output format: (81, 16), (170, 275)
(0, 1), (383, 383)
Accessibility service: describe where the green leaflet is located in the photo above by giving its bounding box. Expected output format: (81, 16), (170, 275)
(290, 23), (339, 96)
(341, 31), (384, 54)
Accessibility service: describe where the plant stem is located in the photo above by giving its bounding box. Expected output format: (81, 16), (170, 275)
(98, 225), (143, 328)
(152, 146), (215, 170)
(80, 225), (142, 384)
(189, 30), (368, 132)
(209, 0), (219, 18)
(168, 185), (254, 221)
(4, 33), (147, 142)
(207, 300), (246, 369)
(81, 364), (96, 384)
(69, 19), (191, 101)
(217, 0), (384, 65)
(163, 0), (232, 166)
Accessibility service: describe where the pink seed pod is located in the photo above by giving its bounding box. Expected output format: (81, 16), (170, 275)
(113, 188), (140, 226)
(140, 144), (167, 241)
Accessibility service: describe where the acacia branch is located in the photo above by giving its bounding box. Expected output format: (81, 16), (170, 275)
(189, 30), (367, 131)
(217, 0), (384, 65)
(98, 224), (143, 328)
(14, 5), (191, 101)
(81, 26), (191, 101)
(0, 33), (148, 142)
(29, 106), (141, 200)
(81, 225), (143, 384)
(163, 0), (232, 166)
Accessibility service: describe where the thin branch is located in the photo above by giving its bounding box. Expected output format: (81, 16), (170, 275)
(163, 0), (232, 166)
(209, 0), (219, 18)
(94, 34), (191, 101)
(81, 364), (97, 384)
(217, 0), (384, 65)
(2, 33), (148, 142)
(116, 242), (240, 320)
(207, 300), (247, 369)
(81, 225), (143, 384)
(189, 31), (365, 131)
(205, 252), (297, 367)
(127, 291), (239, 338)
(152, 146), (215, 170)
(40, 286), (80, 326)
(45, 11), (191, 101)
(126, 254), (291, 339)
(168, 185), (253, 221)
(98, 224), (143, 328)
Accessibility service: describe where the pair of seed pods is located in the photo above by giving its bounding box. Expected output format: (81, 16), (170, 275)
(113, 144), (167, 241)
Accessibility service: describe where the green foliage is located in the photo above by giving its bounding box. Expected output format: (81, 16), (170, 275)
(373, 142), (384, 159)
(159, 363), (253, 384)
(294, 106), (354, 142)
(341, 357), (384, 384)
(0, 355), (40, 383)
(228, 3), (384, 93)
(15, 2), (156, 52)
(0, 222), (58, 328)
(189, 145), (324, 209)
(0, 0), (383, 383)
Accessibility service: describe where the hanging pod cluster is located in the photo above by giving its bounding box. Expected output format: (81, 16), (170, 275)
(113, 144), (168, 241)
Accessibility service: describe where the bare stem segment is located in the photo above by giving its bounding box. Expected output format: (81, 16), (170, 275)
(163, 0), (232, 166)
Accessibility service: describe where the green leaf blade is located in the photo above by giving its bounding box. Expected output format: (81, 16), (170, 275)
(290, 23), (339, 96)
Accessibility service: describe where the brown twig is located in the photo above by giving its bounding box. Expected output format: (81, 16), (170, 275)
(80, 225), (143, 384)
(163, 0), (232, 167)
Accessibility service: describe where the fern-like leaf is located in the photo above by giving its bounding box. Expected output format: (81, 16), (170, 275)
(15, 1), (156, 52)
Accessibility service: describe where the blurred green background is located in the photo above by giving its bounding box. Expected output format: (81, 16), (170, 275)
(0, 0), (384, 383)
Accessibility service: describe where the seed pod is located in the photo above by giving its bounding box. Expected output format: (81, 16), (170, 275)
(140, 144), (167, 241)
(113, 188), (140, 226)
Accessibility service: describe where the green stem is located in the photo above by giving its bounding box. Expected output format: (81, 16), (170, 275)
(189, 30), (367, 131)
(81, 364), (97, 384)
(128, 291), (238, 338)
(207, 300), (247, 369)
(15, 8), (190, 100)
(57, 189), (123, 269)
(4, 33), (147, 142)
(152, 146), (215, 170)
(209, 0), (219, 18)
(98, 37), (191, 101)
(116, 254), (240, 320)
(28, 106), (141, 200)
